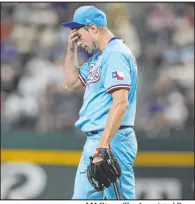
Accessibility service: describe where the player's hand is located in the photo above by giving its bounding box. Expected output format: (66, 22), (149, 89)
(87, 148), (121, 191)
(67, 29), (81, 52)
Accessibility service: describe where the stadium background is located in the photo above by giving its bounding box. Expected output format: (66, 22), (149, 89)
(1, 2), (194, 199)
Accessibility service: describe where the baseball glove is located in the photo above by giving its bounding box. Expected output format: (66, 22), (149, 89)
(87, 148), (121, 191)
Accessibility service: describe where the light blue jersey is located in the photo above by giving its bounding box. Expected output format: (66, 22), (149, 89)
(76, 38), (138, 132)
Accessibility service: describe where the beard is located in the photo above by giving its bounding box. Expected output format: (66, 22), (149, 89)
(91, 41), (98, 53)
(79, 41), (98, 55)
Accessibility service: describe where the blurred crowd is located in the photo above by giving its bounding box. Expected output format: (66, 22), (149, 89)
(1, 3), (194, 137)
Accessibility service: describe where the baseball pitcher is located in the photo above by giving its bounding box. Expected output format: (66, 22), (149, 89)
(62, 5), (138, 199)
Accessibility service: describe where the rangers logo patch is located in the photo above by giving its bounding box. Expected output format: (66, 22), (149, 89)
(86, 64), (101, 85)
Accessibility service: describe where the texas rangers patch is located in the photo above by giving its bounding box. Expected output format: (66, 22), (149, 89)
(112, 70), (124, 80)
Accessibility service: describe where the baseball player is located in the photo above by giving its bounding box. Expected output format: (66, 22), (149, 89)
(62, 6), (138, 200)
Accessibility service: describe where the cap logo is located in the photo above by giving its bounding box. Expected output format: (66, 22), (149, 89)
(86, 19), (91, 23)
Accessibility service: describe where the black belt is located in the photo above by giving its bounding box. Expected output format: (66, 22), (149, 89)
(86, 125), (133, 136)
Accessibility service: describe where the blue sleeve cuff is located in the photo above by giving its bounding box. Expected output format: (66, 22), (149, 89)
(78, 73), (87, 86)
(106, 84), (131, 93)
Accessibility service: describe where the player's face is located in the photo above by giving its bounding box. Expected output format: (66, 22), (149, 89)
(75, 26), (98, 54)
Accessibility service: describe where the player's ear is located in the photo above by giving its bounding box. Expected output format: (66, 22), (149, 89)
(89, 24), (98, 34)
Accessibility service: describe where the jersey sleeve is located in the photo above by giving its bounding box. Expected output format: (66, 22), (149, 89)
(102, 51), (131, 93)
(78, 62), (89, 86)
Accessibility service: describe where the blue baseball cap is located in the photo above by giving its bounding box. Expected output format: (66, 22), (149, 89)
(62, 6), (107, 29)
